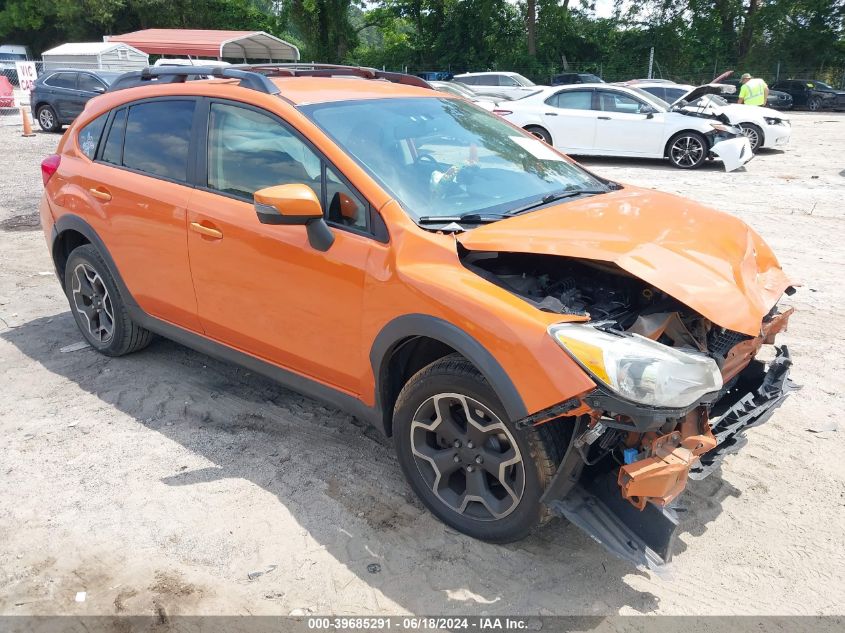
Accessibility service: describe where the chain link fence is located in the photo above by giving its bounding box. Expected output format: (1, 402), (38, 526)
(399, 61), (845, 88)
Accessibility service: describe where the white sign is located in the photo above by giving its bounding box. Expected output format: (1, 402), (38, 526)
(15, 61), (38, 95)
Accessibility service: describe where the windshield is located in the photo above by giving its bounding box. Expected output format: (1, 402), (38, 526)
(812, 81), (833, 90)
(626, 86), (669, 110)
(302, 97), (606, 223)
(98, 72), (123, 85)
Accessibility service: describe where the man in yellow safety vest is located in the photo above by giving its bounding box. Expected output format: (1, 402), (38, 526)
(738, 73), (768, 106)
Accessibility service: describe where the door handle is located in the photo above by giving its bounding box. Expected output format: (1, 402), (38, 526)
(544, 112), (558, 116)
(88, 187), (112, 202)
(190, 222), (223, 239)
(598, 116), (611, 120)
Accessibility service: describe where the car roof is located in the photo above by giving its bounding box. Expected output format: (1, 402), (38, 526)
(267, 76), (437, 104)
(455, 71), (520, 77)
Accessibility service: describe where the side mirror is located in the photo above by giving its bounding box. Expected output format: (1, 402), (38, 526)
(92, 85), (106, 94)
(640, 105), (657, 118)
(254, 184), (334, 252)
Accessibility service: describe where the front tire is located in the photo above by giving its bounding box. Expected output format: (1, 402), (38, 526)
(393, 355), (567, 543)
(667, 131), (708, 169)
(36, 105), (61, 132)
(808, 96), (822, 112)
(738, 123), (764, 152)
(64, 245), (153, 356)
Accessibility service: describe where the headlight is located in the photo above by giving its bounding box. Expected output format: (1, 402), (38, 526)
(764, 117), (782, 125)
(549, 323), (723, 409)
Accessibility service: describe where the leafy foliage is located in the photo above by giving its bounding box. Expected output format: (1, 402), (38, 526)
(1, 0), (842, 84)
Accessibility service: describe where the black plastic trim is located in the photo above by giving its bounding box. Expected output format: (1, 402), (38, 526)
(370, 315), (527, 427)
(50, 214), (379, 427)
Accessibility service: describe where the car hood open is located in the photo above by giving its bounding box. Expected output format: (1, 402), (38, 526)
(671, 83), (734, 107)
(456, 186), (791, 336)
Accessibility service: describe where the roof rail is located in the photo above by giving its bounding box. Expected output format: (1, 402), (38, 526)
(107, 63), (432, 95)
(108, 66), (281, 94)
(233, 63), (433, 89)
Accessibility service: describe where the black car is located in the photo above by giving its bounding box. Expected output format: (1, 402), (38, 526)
(30, 69), (123, 132)
(771, 79), (845, 111)
(550, 72), (604, 85)
(718, 79), (793, 110)
(414, 71), (453, 81)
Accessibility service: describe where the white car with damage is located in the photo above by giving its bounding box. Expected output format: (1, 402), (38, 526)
(633, 81), (791, 152)
(495, 83), (752, 171)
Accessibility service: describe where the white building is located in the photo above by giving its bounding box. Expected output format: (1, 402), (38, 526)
(42, 42), (148, 71)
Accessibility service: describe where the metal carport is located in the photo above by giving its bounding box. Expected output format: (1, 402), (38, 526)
(106, 29), (300, 62)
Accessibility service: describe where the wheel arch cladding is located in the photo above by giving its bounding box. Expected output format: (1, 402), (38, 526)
(370, 314), (528, 437)
(52, 216), (134, 307)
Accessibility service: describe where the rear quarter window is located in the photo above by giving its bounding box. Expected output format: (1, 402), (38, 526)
(78, 114), (108, 160)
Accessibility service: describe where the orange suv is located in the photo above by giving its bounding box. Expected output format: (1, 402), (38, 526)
(39, 64), (795, 567)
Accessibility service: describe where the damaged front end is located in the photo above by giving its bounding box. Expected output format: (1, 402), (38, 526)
(463, 251), (796, 568)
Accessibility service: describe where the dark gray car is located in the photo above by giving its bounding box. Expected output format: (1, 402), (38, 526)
(31, 69), (122, 132)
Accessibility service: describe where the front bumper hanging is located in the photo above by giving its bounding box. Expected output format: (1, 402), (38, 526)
(542, 345), (796, 569)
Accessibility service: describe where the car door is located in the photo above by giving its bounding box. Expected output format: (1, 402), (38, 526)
(73, 72), (107, 119)
(185, 100), (379, 394)
(540, 89), (598, 152)
(44, 72), (78, 120)
(593, 89), (665, 156)
(80, 98), (202, 330)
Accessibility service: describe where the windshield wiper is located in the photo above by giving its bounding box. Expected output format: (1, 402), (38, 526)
(418, 212), (508, 225)
(505, 188), (609, 217)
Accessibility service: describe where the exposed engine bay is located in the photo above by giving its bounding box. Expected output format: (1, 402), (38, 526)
(462, 250), (750, 362)
(462, 249), (795, 568)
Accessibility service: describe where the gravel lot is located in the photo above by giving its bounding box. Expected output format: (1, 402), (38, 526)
(1, 113), (844, 617)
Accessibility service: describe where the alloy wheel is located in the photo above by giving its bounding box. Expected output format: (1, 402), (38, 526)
(71, 263), (115, 343)
(670, 135), (704, 167)
(808, 98), (821, 112)
(409, 393), (525, 521)
(739, 125), (760, 151)
(38, 108), (54, 129)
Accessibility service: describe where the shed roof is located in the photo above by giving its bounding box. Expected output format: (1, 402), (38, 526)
(42, 42), (146, 57)
(107, 29), (300, 61)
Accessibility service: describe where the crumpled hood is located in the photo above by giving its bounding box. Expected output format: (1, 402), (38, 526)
(456, 187), (791, 336)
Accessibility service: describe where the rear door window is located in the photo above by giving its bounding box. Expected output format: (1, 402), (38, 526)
(547, 90), (593, 110)
(122, 100), (195, 182)
(45, 73), (77, 89)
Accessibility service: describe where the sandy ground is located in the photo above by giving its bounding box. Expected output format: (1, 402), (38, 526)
(0, 113), (844, 618)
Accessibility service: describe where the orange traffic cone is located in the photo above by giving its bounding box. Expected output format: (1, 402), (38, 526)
(21, 106), (35, 137)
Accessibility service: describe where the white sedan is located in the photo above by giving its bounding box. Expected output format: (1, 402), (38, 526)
(633, 82), (791, 152)
(495, 83), (753, 170)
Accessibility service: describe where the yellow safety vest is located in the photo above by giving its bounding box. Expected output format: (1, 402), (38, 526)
(739, 78), (767, 106)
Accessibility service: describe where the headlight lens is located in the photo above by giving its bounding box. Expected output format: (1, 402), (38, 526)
(549, 323), (723, 408)
(764, 117), (782, 125)
(709, 122), (732, 132)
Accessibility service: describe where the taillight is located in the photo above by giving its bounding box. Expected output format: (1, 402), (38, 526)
(41, 154), (61, 186)
(492, 109), (513, 116)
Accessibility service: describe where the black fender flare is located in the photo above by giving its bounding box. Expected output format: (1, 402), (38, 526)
(51, 214), (138, 309)
(369, 314), (528, 432)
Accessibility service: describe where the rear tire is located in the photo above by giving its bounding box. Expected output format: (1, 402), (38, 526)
(36, 105), (61, 133)
(64, 245), (153, 357)
(392, 354), (569, 542)
(524, 125), (553, 145)
(667, 131), (708, 169)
